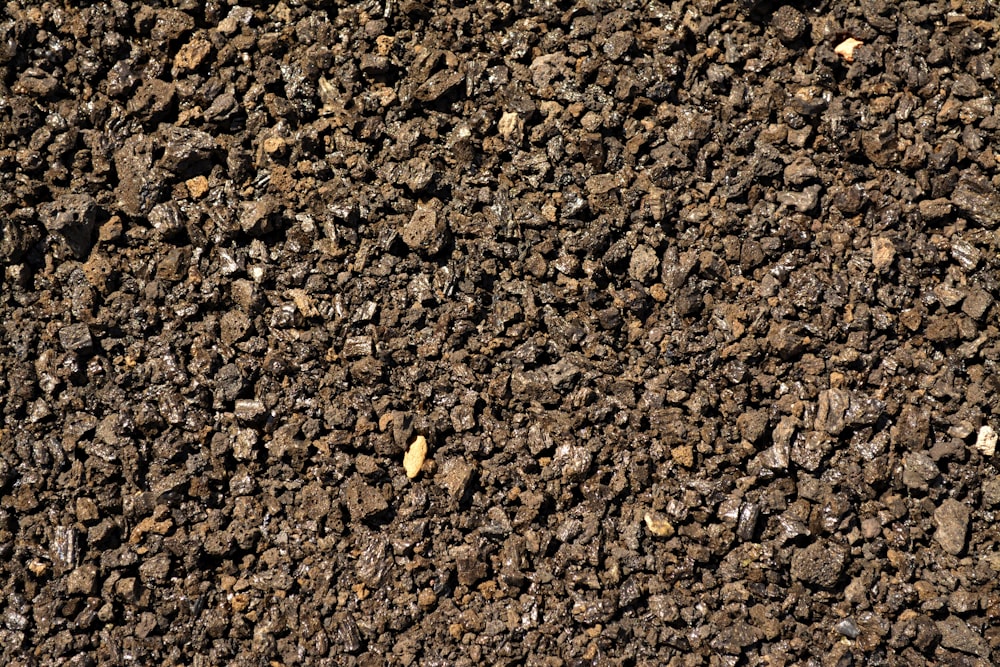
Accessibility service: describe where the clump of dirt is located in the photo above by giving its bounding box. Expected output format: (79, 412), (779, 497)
(2, 0), (1000, 664)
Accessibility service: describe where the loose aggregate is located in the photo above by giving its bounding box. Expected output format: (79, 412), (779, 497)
(2, 0), (1000, 665)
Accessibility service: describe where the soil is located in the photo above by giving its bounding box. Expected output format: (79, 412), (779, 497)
(2, 0), (1000, 665)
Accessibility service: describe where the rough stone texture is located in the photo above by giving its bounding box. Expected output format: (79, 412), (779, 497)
(790, 540), (847, 589)
(934, 499), (971, 556)
(1, 1), (999, 665)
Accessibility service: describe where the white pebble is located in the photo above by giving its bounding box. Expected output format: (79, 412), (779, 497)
(975, 425), (997, 457)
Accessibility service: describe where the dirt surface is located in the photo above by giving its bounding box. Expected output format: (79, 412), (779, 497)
(2, 0), (1000, 664)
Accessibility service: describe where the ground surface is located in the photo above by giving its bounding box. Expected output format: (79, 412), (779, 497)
(2, 0), (1000, 665)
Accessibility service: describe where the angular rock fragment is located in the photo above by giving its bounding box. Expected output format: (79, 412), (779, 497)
(39, 194), (98, 258)
(951, 175), (1000, 227)
(59, 323), (94, 354)
(974, 425), (997, 456)
(937, 616), (989, 657)
(790, 540), (846, 588)
(933, 499), (970, 556)
(401, 205), (448, 255)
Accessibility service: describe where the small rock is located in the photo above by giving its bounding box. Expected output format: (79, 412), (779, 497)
(415, 69), (464, 102)
(585, 173), (621, 195)
(783, 156), (817, 185)
(790, 540), (846, 588)
(438, 458), (472, 500)
(138, 554), (172, 584)
(933, 499), (970, 556)
(497, 111), (523, 141)
(950, 238), (980, 271)
(66, 564), (99, 595)
(937, 616), (990, 657)
(871, 237), (895, 272)
(902, 451), (938, 491)
(262, 136), (287, 156)
(401, 205), (448, 255)
(924, 314), (958, 342)
(403, 435), (427, 479)
(629, 244), (659, 283)
(39, 194), (98, 258)
(343, 336), (373, 358)
(777, 185), (821, 212)
(834, 38), (863, 62)
(831, 184), (866, 214)
(185, 175), (209, 199)
(918, 198), (952, 220)
(239, 197), (278, 235)
(450, 404), (475, 432)
(892, 404), (930, 450)
(157, 125), (216, 174)
(344, 478), (389, 522)
(982, 478), (1000, 507)
(59, 323), (94, 354)
(553, 443), (592, 481)
(671, 445), (695, 468)
(644, 512), (675, 537)
(771, 5), (807, 43)
(768, 322), (806, 360)
(974, 425), (997, 456)
(453, 545), (487, 586)
(834, 618), (859, 639)
(604, 30), (634, 60)
(962, 288), (993, 320)
(951, 175), (1000, 227)
(233, 399), (266, 423)
(172, 36), (212, 74)
(148, 201), (186, 239)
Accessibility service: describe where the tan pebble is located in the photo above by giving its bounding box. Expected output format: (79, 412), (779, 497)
(417, 589), (438, 609)
(871, 237), (895, 272)
(835, 38), (863, 63)
(644, 512), (675, 537)
(185, 175), (209, 199)
(262, 136), (287, 156)
(671, 445), (695, 468)
(173, 37), (212, 73)
(378, 413), (394, 431)
(404, 435), (428, 479)
(498, 111), (523, 140)
(975, 425), (997, 456)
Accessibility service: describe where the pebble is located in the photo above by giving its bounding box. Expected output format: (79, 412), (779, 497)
(403, 435), (427, 479)
(870, 237), (895, 272)
(974, 425), (997, 456)
(834, 618), (859, 639)
(401, 205), (449, 255)
(834, 38), (863, 62)
(59, 323), (94, 354)
(937, 616), (990, 657)
(643, 512), (675, 538)
(789, 540), (846, 588)
(65, 564), (99, 595)
(933, 499), (970, 556)
(628, 244), (659, 283)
